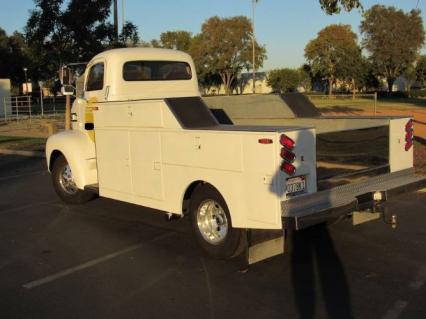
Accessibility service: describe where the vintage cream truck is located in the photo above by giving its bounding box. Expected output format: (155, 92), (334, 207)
(46, 48), (426, 263)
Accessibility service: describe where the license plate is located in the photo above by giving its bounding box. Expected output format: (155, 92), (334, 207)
(286, 176), (306, 196)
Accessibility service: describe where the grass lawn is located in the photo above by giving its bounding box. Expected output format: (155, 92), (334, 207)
(309, 96), (426, 113)
(0, 135), (46, 151)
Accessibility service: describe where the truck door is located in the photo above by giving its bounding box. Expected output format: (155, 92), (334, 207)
(87, 60), (133, 197)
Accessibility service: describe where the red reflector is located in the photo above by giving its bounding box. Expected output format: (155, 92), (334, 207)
(405, 119), (414, 151)
(281, 162), (296, 175)
(280, 148), (295, 162)
(280, 134), (295, 149)
(258, 138), (273, 144)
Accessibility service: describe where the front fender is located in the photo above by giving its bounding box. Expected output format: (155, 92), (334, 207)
(46, 130), (97, 189)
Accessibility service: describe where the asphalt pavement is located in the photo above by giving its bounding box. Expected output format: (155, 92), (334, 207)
(1, 155), (426, 319)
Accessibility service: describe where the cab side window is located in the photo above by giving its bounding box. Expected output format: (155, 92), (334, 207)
(86, 63), (104, 91)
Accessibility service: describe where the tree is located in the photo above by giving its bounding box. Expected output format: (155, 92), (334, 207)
(416, 55), (426, 87)
(403, 66), (417, 91)
(158, 31), (192, 51)
(25, 0), (140, 82)
(360, 5), (425, 93)
(319, 0), (362, 15)
(342, 47), (366, 97)
(363, 59), (381, 91)
(118, 22), (140, 47)
(189, 16), (266, 95)
(0, 28), (30, 87)
(305, 24), (360, 96)
(298, 65), (312, 91)
(149, 39), (161, 48)
(267, 68), (303, 93)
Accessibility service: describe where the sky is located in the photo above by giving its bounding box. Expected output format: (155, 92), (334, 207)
(0, 0), (425, 70)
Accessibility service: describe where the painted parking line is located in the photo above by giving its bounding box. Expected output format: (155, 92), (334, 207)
(22, 232), (175, 289)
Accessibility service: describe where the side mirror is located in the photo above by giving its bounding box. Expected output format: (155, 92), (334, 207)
(61, 85), (74, 96)
(59, 66), (73, 85)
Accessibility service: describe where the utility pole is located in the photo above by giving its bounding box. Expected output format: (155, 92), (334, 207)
(252, 0), (257, 94)
(64, 66), (71, 130)
(114, 0), (119, 45)
(122, 0), (125, 32)
(65, 93), (71, 129)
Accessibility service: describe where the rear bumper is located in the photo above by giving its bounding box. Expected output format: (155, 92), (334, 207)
(282, 168), (426, 230)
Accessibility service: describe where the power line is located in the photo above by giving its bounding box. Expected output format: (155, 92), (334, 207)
(416, 0), (420, 9)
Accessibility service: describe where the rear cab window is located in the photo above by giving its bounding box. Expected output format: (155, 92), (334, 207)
(123, 61), (192, 81)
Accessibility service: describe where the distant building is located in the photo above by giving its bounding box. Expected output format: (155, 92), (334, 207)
(203, 72), (272, 95)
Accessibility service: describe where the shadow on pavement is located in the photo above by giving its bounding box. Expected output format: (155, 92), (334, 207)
(289, 224), (353, 319)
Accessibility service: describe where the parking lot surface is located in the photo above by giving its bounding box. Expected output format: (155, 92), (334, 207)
(1, 155), (426, 319)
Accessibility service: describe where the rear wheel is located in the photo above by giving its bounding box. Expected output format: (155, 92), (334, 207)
(190, 184), (245, 259)
(52, 155), (95, 204)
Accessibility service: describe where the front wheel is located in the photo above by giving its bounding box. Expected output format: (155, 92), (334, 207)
(51, 155), (95, 204)
(189, 184), (245, 259)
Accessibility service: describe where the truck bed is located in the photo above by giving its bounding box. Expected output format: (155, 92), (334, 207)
(204, 94), (412, 190)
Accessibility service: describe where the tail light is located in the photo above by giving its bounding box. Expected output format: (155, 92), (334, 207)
(405, 119), (414, 151)
(281, 162), (296, 175)
(405, 119), (414, 131)
(281, 148), (295, 162)
(280, 134), (296, 174)
(258, 138), (273, 144)
(280, 134), (295, 150)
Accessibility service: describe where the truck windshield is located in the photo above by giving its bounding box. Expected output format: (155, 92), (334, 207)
(123, 61), (192, 81)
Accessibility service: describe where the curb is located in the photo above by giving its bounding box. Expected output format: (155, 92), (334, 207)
(0, 148), (45, 158)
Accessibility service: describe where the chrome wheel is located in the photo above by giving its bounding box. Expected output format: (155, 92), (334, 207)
(59, 164), (78, 195)
(196, 200), (229, 245)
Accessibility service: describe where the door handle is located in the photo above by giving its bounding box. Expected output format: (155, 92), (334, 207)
(194, 136), (201, 150)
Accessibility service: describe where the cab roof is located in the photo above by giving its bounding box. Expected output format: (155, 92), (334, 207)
(91, 47), (194, 64)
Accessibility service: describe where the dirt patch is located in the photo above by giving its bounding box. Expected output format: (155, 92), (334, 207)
(414, 140), (426, 175)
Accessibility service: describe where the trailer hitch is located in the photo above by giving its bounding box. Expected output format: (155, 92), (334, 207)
(353, 191), (397, 229)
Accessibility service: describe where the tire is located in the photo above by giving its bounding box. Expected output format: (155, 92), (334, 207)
(189, 184), (245, 259)
(51, 155), (95, 204)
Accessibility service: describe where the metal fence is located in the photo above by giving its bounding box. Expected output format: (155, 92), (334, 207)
(3, 96), (32, 121)
(2, 95), (73, 122)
